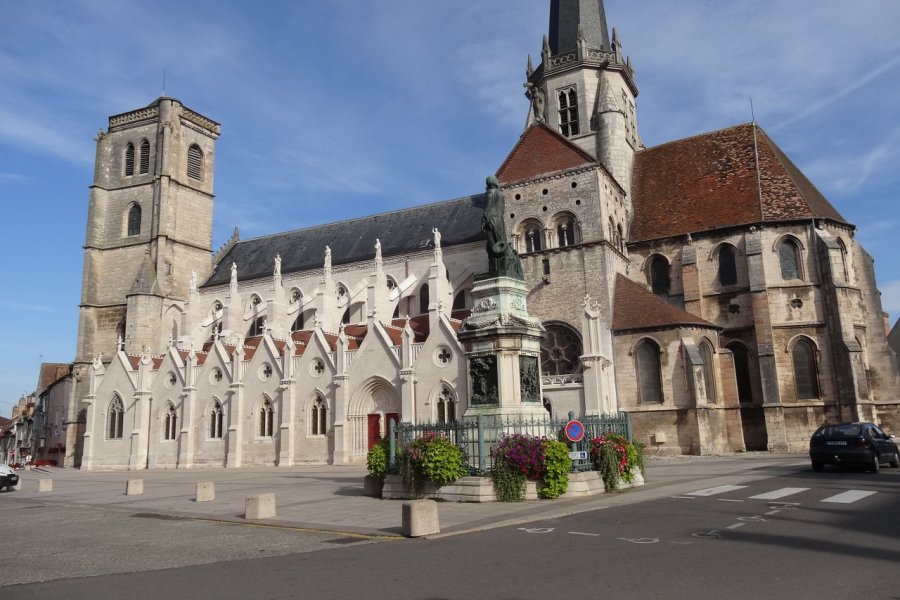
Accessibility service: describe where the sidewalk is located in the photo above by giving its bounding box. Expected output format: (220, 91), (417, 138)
(3, 453), (808, 538)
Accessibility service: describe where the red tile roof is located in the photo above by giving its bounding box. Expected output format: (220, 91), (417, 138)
(37, 363), (70, 395)
(390, 316), (430, 343)
(630, 123), (846, 243)
(612, 275), (718, 332)
(496, 123), (596, 184)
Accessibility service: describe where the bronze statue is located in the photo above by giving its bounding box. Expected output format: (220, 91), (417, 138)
(483, 175), (524, 280)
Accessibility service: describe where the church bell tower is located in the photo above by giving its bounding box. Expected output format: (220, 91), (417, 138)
(74, 97), (219, 387)
(526, 0), (641, 196)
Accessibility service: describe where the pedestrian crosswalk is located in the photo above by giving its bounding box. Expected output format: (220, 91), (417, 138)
(678, 485), (877, 505)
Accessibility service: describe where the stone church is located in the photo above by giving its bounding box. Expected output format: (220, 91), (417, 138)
(69, 0), (899, 470)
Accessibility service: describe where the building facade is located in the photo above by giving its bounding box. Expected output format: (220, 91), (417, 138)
(72, 0), (899, 470)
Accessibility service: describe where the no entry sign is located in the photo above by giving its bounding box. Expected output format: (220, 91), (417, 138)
(564, 420), (585, 443)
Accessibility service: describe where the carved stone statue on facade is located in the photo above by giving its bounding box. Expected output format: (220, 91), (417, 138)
(483, 175), (524, 280)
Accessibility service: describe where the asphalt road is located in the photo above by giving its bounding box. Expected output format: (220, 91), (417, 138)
(3, 463), (899, 599)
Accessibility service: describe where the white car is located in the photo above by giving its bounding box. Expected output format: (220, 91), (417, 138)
(0, 464), (19, 491)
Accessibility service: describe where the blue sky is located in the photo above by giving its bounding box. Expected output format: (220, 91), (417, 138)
(2, 0), (899, 412)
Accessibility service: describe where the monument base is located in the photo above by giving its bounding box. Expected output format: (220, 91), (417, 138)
(459, 275), (546, 423)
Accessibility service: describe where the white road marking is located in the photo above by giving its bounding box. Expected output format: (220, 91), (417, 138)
(568, 532), (600, 537)
(672, 496), (697, 499)
(749, 487), (809, 500)
(685, 485), (748, 497)
(692, 530), (722, 538)
(764, 510), (781, 516)
(821, 490), (877, 504)
(737, 515), (767, 522)
(518, 527), (555, 534)
(726, 523), (746, 530)
(617, 537), (660, 544)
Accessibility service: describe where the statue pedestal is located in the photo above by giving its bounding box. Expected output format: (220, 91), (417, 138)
(458, 276), (546, 422)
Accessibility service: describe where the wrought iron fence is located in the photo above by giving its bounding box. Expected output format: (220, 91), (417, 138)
(391, 412), (630, 474)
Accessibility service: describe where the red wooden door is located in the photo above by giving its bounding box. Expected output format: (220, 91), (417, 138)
(386, 413), (400, 435)
(367, 414), (381, 450)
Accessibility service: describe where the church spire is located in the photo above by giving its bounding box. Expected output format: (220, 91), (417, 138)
(548, 0), (611, 56)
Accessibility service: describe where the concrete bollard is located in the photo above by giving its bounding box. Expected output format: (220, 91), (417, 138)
(36, 479), (53, 493)
(195, 481), (215, 502)
(401, 499), (440, 537)
(125, 479), (144, 496)
(12, 479), (23, 491)
(245, 493), (276, 519)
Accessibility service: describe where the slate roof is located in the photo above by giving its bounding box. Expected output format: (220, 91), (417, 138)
(496, 124), (597, 185)
(549, 0), (611, 55)
(612, 275), (718, 332)
(630, 123), (847, 243)
(203, 195), (487, 288)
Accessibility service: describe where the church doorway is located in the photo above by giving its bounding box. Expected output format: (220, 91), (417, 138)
(727, 341), (768, 451)
(367, 412), (400, 449)
(350, 378), (401, 459)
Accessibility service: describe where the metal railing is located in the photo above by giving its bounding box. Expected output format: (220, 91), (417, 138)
(390, 412), (630, 474)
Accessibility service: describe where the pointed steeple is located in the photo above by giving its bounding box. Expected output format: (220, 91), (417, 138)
(549, 0), (611, 56)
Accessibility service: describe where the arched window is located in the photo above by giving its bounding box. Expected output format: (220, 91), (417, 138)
(521, 221), (543, 253)
(208, 321), (222, 342)
(419, 283), (430, 315)
(187, 144), (203, 180)
(540, 323), (582, 375)
(259, 398), (274, 437)
(107, 396), (124, 439)
(311, 396), (327, 435)
(139, 139), (150, 175)
(648, 255), (670, 296)
(558, 87), (579, 137)
(718, 245), (738, 287)
(779, 238), (802, 280)
(164, 402), (178, 441)
(209, 401), (224, 439)
(792, 338), (820, 399)
(292, 312), (305, 332)
(555, 214), (577, 247)
(247, 316), (266, 338)
(617, 224), (624, 251)
(837, 239), (850, 283)
(341, 308), (351, 325)
(699, 340), (717, 403)
(127, 204), (141, 237)
(124, 143), (135, 176)
(437, 387), (456, 424)
(635, 339), (663, 404)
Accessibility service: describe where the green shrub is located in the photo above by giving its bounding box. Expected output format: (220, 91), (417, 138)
(366, 438), (390, 480)
(538, 440), (571, 499)
(399, 432), (465, 494)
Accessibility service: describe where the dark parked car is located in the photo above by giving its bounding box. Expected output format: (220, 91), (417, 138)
(809, 422), (900, 472)
(0, 464), (18, 491)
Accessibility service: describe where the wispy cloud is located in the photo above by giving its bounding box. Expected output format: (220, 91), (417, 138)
(772, 54), (900, 132)
(0, 172), (29, 184)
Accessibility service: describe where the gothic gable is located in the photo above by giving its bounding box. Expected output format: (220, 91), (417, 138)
(495, 123), (596, 185)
